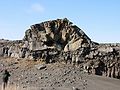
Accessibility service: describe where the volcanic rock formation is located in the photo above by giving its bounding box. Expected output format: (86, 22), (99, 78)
(23, 18), (92, 51)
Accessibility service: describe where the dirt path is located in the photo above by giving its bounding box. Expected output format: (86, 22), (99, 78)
(86, 75), (120, 90)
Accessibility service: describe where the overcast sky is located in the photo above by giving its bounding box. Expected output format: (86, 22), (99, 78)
(0, 0), (120, 43)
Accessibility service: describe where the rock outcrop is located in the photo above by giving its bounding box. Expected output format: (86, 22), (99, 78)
(23, 18), (92, 51)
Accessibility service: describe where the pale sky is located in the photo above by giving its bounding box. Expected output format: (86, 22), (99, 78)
(0, 0), (120, 43)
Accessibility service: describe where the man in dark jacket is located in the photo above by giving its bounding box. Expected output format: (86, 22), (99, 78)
(2, 69), (11, 90)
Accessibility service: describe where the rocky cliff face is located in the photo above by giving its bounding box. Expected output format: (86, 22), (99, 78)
(23, 18), (92, 51)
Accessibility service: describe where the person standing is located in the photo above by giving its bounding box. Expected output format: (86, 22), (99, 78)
(2, 69), (11, 90)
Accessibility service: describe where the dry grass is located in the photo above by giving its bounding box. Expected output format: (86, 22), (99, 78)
(1, 84), (22, 90)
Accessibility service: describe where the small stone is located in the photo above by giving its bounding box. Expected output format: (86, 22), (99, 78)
(35, 64), (46, 70)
